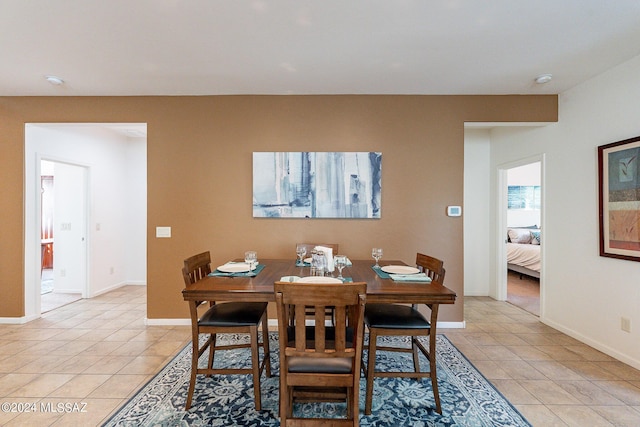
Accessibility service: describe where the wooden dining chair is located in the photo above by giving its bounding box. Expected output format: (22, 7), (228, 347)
(275, 280), (367, 427)
(295, 242), (341, 322)
(182, 251), (271, 411)
(362, 253), (446, 415)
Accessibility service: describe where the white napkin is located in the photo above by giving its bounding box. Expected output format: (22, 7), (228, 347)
(390, 273), (432, 282)
(315, 246), (334, 272)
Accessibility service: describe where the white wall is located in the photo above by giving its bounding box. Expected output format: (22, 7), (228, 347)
(463, 129), (491, 296)
(490, 55), (640, 369)
(25, 125), (146, 314)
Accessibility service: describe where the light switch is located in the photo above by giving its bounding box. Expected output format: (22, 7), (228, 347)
(156, 226), (171, 238)
(447, 206), (462, 217)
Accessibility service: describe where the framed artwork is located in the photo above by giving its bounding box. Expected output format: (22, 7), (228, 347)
(253, 152), (382, 218)
(598, 135), (640, 261)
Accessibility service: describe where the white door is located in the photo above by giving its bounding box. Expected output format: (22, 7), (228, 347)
(50, 162), (88, 296)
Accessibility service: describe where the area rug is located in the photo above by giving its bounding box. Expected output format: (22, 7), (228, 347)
(103, 333), (531, 426)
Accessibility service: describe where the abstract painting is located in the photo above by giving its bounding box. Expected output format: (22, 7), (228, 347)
(253, 152), (382, 218)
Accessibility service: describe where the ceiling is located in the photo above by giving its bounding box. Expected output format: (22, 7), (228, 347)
(3, 1), (640, 96)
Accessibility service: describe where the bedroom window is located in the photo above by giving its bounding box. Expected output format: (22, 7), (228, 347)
(508, 185), (540, 209)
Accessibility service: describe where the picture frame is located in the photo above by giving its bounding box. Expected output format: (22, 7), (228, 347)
(598, 135), (640, 261)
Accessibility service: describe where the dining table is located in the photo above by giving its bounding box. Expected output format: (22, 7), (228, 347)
(182, 258), (457, 307)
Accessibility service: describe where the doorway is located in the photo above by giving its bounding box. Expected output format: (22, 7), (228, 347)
(499, 158), (544, 316)
(24, 123), (147, 321)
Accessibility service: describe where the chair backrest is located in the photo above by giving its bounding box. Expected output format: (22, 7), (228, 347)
(182, 251), (212, 286)
(416, 253), (445, 283)
(275, 281), (366, 362)
(296, 243), (339, 256)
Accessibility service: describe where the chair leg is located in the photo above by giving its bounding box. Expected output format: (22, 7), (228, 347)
(250, 326), (262, 410)
(185, 337), (200, 410)
(207, 333), (216, 373)
(364, 329), (377, 415)
(261, 314), (272, 377)
(429, 332), (442, 414)
(411, 337), (421, 373)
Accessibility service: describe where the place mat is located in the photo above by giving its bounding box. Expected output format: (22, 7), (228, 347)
(295, 260), (311, 267)
(372, 266), (392, 279)
(209, 263), (265, 277)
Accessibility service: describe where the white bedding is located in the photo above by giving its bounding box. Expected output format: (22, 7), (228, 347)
(506, 242), (541, 273)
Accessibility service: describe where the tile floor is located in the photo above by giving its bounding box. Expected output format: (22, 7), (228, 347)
(0, 286), (638, 426)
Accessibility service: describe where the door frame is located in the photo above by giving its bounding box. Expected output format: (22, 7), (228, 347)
(496, 154), (545, 317)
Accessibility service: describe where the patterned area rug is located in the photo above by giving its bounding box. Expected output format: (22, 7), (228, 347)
(103, 333), (531, 426)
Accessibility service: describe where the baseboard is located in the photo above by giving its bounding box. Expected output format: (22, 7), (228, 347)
(145, 318), (191, 326)
(0, 314), (39, 324)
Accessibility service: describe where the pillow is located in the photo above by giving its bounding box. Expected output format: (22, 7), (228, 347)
(507, 228), (532, 244)
(530, 230), (541, 245)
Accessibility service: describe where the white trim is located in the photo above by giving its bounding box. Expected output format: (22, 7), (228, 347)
(0, 315), (39, 324)
(145, 318), (192, 326)
(465, 122), (554, 128)
(437, 321), (466, 329)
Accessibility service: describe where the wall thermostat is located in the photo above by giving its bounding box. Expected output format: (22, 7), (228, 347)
(447, 206), (462, 217)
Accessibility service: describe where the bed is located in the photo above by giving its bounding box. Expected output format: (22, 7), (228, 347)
(506, 227), (540, 279)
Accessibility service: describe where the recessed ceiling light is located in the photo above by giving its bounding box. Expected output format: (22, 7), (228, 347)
(45, 75), (64, 85)
(535, 74), (552, 84)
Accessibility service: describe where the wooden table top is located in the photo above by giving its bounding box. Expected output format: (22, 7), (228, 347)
(182, 259), (457, 305)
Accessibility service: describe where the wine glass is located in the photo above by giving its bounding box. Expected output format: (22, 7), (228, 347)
(244, 250), (258, 276)
(372, 247), (383, 269)
(335, 255), (347, 281)
(296, 244), (307, 266)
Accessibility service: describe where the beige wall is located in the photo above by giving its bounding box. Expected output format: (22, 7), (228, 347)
(0, 95), (557, 322)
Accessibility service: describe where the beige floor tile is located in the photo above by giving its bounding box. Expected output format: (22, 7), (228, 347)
(47, 374), (112, 398)
(15, 355), (73, 374)
(86, 355), (135, 375)
(144, 340), (187, 357)
(506, 345), (553, 361)
(490, 379), (541, 404)
(599, 361), (640, 381)
(515, 404), (569, 426)
(498, 360), (547, 380)
(10, 374), (76, 398)
(47, 340), (98, 356)
(468, 360), (512, 380)
(591, 405), (640, 427)
(51, 355), (106, 374)
(103, 329), (144, 342)
(475, 345), (522, 361)
(548, 405), (614, 427)
(518, 380), (582, 405)
(595, 380), (640, 406)
(108, 340), (151, 356)
(560, 360), (622, 381)
(554, 380), (625, 405)
(117, 355), (170, 374)
(0, 373), (40, 396)
(0, 354), (42, 373)
(528, 360), (584, 380)
(87, 374), (149, 398)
